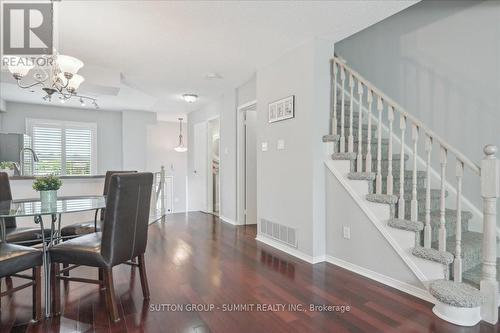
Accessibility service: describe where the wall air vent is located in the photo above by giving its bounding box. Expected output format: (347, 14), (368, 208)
(260, 218), (298, 248)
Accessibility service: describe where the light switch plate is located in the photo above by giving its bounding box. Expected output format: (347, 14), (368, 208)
(261, 142), (268, 151)
(277, 139), (285, 150)
(343, 226), (351, 240)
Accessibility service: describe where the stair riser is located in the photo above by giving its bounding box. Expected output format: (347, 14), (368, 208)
(402, 199), (441, 217)
(427, 221), (470, 243)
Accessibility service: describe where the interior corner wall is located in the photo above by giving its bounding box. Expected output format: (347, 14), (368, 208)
(237, 75), (257, 106)
(256, 38), (331, 258)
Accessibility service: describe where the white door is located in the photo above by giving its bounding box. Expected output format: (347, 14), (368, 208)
(191, 122), (207, 212)
(245, 110), (257, 225)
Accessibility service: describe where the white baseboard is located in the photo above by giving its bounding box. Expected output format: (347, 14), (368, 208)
(255, 234), (325, 264)
(220, 215), (238, 225)
(325, 255), (435, 304)
(255, 234), (434, 303)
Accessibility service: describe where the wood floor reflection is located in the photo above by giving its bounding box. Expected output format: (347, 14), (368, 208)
(1, 212), (498, 332)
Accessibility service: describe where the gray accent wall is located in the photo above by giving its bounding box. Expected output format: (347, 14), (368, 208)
(335, 0), (500, 208)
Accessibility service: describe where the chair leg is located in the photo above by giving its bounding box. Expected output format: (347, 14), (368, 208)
(137, 255), (150, 300)
(62, 263), (69, 277)
(51, 263), (61, 316)
(98, 268), (106, 291)
(5, 276), (13, 296)
(33, 266), (42, 321)
(103, 268), (120, 323)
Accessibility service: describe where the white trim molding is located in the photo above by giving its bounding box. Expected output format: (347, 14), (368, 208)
(324, 255), (434, 303)
(255, 233), (434, 303)
(220, 215), (238, 225)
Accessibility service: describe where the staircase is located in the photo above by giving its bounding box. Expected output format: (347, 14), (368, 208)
(324, 56), (499, 326)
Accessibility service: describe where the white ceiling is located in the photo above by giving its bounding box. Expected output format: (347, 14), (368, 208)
(0, 0), (418, 120)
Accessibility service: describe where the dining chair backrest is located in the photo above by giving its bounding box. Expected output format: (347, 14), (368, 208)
(0, 172), (17, 228)
(100, 171), (136, 220)
(100, 172), (153, 267)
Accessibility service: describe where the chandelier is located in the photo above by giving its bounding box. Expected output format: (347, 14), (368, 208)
(7, 52), (99, 109)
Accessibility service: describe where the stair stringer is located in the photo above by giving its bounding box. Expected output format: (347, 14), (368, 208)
(325, 158), (446, 289)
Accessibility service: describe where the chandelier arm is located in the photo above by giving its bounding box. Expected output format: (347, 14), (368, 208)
(15, 79), (45, 90)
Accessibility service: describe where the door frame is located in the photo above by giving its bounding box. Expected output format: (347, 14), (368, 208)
(206, 116), (221, 215)
(236, 100), (257, 225)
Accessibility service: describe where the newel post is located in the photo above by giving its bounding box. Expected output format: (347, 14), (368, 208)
(480, 145), (499, 324)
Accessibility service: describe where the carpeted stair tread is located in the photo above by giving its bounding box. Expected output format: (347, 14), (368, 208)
(366, 193), (398, 204)
(463, 258), (500, 288)
(347, 172), (376, 181)
(418, 209), (473, 229)
(323, 134), (340, 142)
(412, 246), (454, 265)
(429, 279), (483, 308)
(332, 152), (357, 160)
(432, 231), (482, 272)
(388, 218), (424, 232)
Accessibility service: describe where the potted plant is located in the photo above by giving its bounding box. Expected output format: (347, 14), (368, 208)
(32, 175), (62, 204)
(0, 161), (17, 177)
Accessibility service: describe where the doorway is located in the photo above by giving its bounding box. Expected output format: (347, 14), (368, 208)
(207, 117), (220, 216)
(237, 101), (257, 225)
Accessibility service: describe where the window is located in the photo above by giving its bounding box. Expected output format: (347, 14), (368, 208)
(26, 119), (97, 176)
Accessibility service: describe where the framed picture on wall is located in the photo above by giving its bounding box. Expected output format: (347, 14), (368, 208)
(268, 95), (294, 123)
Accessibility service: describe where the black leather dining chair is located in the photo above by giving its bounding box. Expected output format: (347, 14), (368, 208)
(60, 170), (136, 239)
(0, 172), (51, 246)
(0, 242), (43, 321)
(49, 172), (153, 322)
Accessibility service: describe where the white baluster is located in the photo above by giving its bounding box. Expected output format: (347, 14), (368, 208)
(424, 135), (433, 248)
(387, 106), (394, 195)
(454, 160), (464, 282)
(332, 62), (338, 135)
(411, 124), (419, 222)
(160, 165), (166, 216)
(398, 115), (406, 219)
(365, 90), (373, 173)
(348, 74), (355, 153)
(438, 146), (447, 252)
(480, 145), (499, 324)
(375, 96), (383, 194)
(356, 81), (364, 172)
(340, 67), (346, 153)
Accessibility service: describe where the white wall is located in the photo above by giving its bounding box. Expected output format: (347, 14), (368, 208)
(122, 110), (156, 171)
(146, 120), (188, 213)
(255, 38), (331, 258)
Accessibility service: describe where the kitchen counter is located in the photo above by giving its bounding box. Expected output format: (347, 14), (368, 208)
(10, 175), (105, 180)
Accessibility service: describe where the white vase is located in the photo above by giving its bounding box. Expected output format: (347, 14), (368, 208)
(0, 169), (14, 177)
(40, 190), (57, 204)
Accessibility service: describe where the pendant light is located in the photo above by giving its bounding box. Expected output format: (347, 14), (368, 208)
(174, 118), (188, 152)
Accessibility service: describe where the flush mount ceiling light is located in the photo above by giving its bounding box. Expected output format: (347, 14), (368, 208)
(174, 118), (188, 153)
(182, 94), (198, 103)
(7, 53), (98, 108)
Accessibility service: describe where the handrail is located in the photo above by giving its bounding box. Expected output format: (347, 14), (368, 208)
(331, 57), (481, 175)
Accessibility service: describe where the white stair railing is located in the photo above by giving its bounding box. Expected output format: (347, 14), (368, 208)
(150, 165), (166, 218)
(331, 56), (498, 324)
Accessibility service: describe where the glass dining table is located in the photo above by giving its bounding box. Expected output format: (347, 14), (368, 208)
(0, 196), (106, 317)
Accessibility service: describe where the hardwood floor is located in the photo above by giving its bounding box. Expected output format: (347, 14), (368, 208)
(1, 212), (499, 332)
